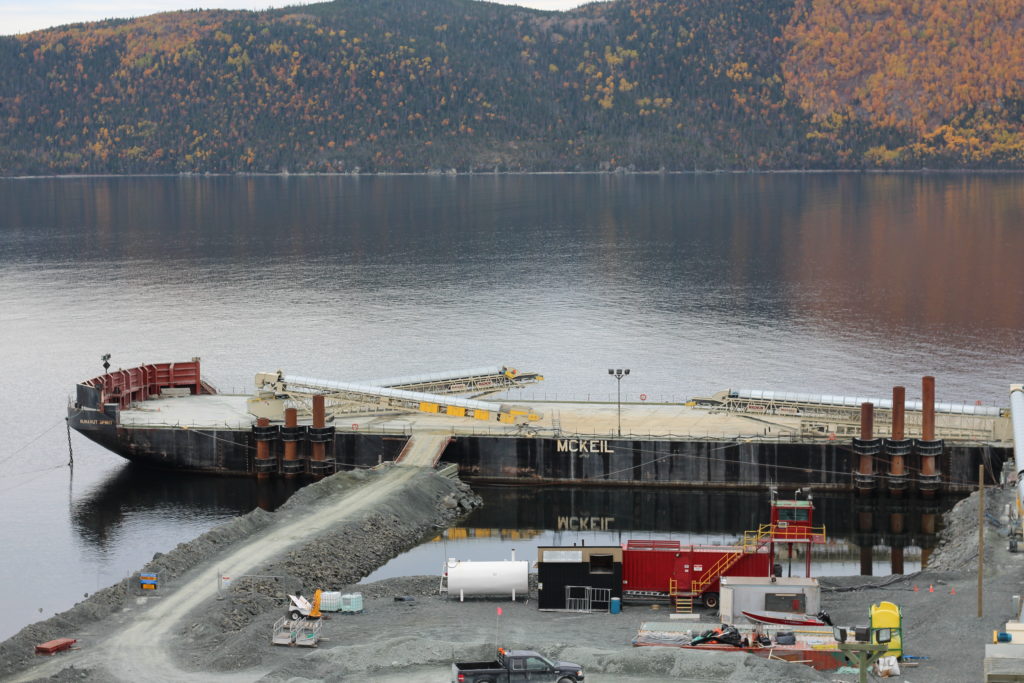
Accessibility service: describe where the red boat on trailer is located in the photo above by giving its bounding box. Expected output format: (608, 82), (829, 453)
(740, 609), (828, 626)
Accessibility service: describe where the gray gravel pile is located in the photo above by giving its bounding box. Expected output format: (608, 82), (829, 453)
(261, 634), (490, 680)
(0, 578), (132, 676)
(172, 469), (480, 672)
(274, 468), (375, 511)
(0, 505), (279, 675)
(143, 507), (277, 580)
(926, 487), (1005, 572)
(0, 466), (476, 681)
(350, 575), (440, 598)
(559, 644), (827, 681)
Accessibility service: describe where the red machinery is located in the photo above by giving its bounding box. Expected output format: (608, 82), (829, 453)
(622, 540), (772, 608)
(621, 493), (826, 609)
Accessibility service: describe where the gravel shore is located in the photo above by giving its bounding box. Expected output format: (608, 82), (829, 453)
(1, 471), (1018, 683)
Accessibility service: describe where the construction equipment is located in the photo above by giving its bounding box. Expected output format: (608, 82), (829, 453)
(287, 591), (322, 621)
(251, 371), (543, 424)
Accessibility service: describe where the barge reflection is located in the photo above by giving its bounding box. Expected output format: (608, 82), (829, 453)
(73, 469), (955, 578)
(368, 486), (957, 581)
(72, 464), (300, 550)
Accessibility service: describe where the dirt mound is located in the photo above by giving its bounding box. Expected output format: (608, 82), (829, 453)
(173, 469), (481, 673)
(0, 467), (480, 682)
(559, 645), (827, 681)
(927, 487), (1006, 572)
(0, 505), (278, 677)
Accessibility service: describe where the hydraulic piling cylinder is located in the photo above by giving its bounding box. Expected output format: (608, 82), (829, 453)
(886, 386), (910, 494)
(916, 376), (943, 496)
(308, 394), (335, 479)
(853, 402), (879, 493)
(253, 417), (278, 479)
(281, 407), (304, 478)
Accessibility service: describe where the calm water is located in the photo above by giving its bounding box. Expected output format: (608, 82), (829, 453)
(1, 173), (1022, 640)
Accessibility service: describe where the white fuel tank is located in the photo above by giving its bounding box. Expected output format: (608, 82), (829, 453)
(445, 558), (529, 599)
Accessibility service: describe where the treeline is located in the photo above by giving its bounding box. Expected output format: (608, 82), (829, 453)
(0, 0), (1022, 174)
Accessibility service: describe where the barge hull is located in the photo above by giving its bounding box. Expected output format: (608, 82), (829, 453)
(68, 412), (1006, 490)
(67, 361), (1009, 488)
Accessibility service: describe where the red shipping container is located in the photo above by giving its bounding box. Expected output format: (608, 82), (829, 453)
(622, 540), (772, 607)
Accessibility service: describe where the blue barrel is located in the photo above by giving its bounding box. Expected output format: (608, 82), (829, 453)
(610, 597), (621, 614)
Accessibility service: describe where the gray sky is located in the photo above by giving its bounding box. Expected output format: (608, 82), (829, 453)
(1, 0), (596, 36)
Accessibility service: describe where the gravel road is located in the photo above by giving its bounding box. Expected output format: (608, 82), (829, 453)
(2, 475), (1019, 683)
(1, 463), (481, 682)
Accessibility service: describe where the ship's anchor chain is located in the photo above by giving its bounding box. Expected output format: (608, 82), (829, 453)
(65, 417), (74, 468)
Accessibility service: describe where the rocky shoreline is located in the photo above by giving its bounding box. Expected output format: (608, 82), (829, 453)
(1, 470), (1018, 682)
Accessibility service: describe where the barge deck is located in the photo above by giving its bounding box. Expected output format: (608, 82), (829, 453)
(68, 360), (1013, 491)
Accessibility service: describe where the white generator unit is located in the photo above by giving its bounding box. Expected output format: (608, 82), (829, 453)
(443, 556), (529, 601)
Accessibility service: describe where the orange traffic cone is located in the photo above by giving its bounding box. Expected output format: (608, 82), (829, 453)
(929, 585), (935, 593)
(950, 587), (957, 595)
(913, 585), (919, 592)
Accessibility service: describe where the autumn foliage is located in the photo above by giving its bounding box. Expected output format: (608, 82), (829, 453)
(0, 0), (1021, 174)
(783, 0), (1024, 166)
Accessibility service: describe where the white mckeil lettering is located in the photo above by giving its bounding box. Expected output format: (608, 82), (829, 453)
(556, 439), (615, 454)
(554, 516), (616, 530)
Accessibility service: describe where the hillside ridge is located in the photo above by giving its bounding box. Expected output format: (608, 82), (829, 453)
(1, 0), (1022, 174)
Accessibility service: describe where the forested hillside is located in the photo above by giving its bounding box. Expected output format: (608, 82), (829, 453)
(1, 0), (1022, 174)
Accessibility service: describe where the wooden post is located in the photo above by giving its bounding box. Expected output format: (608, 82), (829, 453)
(979, 463), (985, 618)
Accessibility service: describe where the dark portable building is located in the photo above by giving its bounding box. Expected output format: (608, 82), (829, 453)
(537, 546), (623, 612)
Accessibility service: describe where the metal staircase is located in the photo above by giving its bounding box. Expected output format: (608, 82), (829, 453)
(689, 527), (773, 597)
(670, 523), (828, 608)
(668, 579), (693, 614)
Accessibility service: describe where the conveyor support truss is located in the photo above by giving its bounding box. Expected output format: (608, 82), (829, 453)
(255, 370), (542, 424)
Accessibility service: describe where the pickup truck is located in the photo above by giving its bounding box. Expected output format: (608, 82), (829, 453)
(452, 648), (584, 683)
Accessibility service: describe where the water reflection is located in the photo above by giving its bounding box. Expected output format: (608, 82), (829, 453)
(364, 485), (958, 582)
(2, 175), (1021, 404)
(3, 175), (1023, 339)
(71, 464), (301, 551)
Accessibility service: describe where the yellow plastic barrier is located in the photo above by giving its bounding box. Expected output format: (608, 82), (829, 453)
(473, 410), (490, 421)
(446, 406), (466, 417)
(419, 402), (440, 413)
(498, 414), (515, 424)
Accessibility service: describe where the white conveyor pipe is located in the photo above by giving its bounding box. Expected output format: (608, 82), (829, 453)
(281, 374), (504, 412)
(733, 388), (1001, 417)
(358, 366), (507, 387)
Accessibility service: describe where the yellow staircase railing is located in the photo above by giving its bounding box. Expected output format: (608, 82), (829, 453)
(689, 524), (806, 596)
(668, 578), (693, 614)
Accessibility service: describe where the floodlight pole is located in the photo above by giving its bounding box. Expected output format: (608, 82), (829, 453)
(608, 368), (630, 437)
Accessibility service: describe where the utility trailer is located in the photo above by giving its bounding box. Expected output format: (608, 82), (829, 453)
(271, 616), (321, 647)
